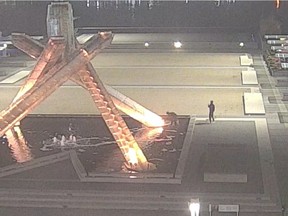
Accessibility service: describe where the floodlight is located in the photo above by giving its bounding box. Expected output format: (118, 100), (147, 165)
(188, 199), (200, 216)
(174, 41), (182, 48)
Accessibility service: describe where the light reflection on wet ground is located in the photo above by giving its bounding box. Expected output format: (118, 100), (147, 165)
(0, 115), (189, 174)
(5, 126), (33, 163)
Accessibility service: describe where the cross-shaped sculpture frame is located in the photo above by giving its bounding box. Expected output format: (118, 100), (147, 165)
(0, 2), (165, 171)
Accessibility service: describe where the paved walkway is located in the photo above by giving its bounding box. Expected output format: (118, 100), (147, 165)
(0, 70), (30, 84)
(253, 54), (288, 213)
(0, 33), (285, 216)
(0, 52), (252, 116)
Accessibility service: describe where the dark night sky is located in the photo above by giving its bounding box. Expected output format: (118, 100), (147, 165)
(0, 1), (287, 36)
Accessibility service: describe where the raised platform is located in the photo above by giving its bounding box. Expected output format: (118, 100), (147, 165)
(243, 92), (265, 115)
(3, 115), (193, 184)
(241, 69), (258, 85)
(0, 116), (282, 215)
(188, 118), (281, 215)
(240, 54), (254, 66)
(68, 116), (196, 184)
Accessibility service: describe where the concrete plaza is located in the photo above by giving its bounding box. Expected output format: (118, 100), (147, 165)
(0, 32), (287, 216)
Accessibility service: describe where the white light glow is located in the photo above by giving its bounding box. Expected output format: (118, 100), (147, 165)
(144, 42), (149, 47)
(174, 41), (182, 48)
(127, 148), (138, 165)
(239, 42), (244, 47)
(189, 201), (200, 216)
(0, 43), (7, 51)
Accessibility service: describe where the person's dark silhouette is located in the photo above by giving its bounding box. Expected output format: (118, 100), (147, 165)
(208, 100), (215, 123)
(166, 111), (179, 126)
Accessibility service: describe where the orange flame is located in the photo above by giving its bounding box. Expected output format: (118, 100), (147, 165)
(127, 148), (138, 166)
(144, 113), (165, 128)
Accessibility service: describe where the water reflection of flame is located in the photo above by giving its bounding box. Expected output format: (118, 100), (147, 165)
(6, 126), (33, 163)
(134, 127), (163, 142)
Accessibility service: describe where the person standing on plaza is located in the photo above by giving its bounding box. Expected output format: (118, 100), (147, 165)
(166, 111), (179, 126)
(208, 100), (215, 123)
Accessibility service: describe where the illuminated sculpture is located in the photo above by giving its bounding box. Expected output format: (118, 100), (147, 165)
(0, 2), (164, 171)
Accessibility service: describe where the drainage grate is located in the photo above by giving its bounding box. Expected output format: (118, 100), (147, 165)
(268, 96), (277, 104)
(278, 112), (288, 123)
(276, 80), (288, 87)
(268, 97), (288, 104)
(260, 83), (273, 89)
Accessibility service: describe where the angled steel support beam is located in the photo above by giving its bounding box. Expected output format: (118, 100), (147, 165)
(12, 32), (163, 129)
(2, 1), (163, 172)
(105, 85), (164, 128)
(77, 64), (154, 170)
(13, 37), (66, 102)
(0, 32), (113, 137)
(71, 72), (164, 128)
(12, 33), (44, 59)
